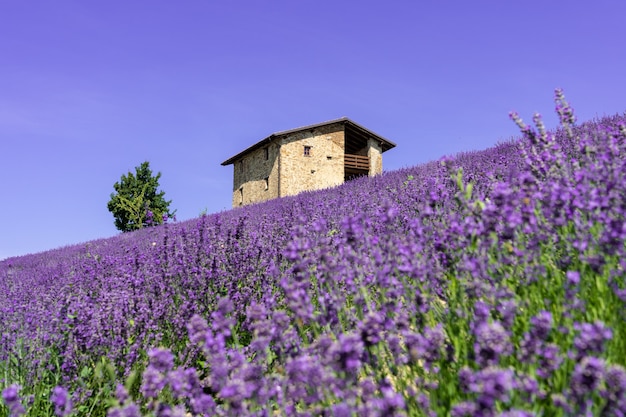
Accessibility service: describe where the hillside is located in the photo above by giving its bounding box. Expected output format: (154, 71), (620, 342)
(1, 94), (626, 416)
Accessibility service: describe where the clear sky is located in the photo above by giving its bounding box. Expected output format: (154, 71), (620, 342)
(1, 1), (625, 260)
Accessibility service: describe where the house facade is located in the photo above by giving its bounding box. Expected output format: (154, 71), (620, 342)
(221, 117), (396, 207)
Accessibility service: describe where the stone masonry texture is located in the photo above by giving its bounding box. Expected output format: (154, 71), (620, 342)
(230, 121), (386, 207)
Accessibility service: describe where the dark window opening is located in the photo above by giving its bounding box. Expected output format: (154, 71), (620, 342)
(264, 147), (269, 160)
(304, 146), (311, 156)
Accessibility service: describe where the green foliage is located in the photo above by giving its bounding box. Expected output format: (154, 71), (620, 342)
(107, 162), (175, 232)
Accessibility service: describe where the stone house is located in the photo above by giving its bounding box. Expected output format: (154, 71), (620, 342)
(221, 117), (396, 207)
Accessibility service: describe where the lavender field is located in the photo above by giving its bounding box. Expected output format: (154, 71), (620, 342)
(2, 91), (626, 416)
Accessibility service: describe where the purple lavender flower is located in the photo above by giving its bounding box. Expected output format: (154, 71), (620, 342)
(189, 394), (216, 415)
(359, 313), (384, 347)
(518, 311), (553, 363)
(326, 333), (365, 374)
(472, 301), (491, 325)
(367, 383), (406, 417)
(148, 348), (175, 373)
(536, 344), (562, 379)
(155, 404), (188, 417)
(330, 402), (353, 417)
(359, 377), (378, 401)
(141, 366), (167, 399)
(341, 214), (365, 244)
(475, 367), (516, 405)
(216, 296), (234, 317)
(167, 367), (201, 399)
(451, 401), (477, 417)
(187, 314), (209, 345)
(566, 270), (580, 286)
(115, 384), (129, 404)
(458, 367), (475, 393)
(107, 403), (141, 417)
(404, 324), (445, 370)
(530, 311), (553, 340)
(497, 299), (517, 329)
(286, 354), (322, 387)
(517, 374), (542, 400)
(550, 393), (573, 414)
(573, 321), (612, 359)
(473, 321), (511, 366)
(614, 287), (626, 303)
(600, 218), (626, 255)
(555, 87), (577, 139)
(459, 367), (516, 415)
(497, 411), (535, 417)
(603, 364), (626, 415)
(208, 298), (236, 340)
(50, 386), (72, 417)
(208, 351), (230, 392)
(570, 356), (605, 401)
(1, 385), (25, 417)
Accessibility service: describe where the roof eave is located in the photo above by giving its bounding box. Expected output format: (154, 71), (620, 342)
(221, 117), (396, 166)
(343, 119), (397, 152)
(220, 134), (275, 166)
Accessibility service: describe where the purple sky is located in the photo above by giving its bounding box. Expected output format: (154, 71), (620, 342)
(1, 1), (625, 260)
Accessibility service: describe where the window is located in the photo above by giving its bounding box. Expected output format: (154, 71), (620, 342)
(303, 146), (311, 157)
(264, 177), (269, 191)
(264, 147), (269, 160)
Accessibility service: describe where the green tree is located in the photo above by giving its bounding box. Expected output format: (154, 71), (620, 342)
(107, 161), (176, 232)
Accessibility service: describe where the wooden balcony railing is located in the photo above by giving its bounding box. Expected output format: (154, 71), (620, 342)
(344, 154), (369, 170)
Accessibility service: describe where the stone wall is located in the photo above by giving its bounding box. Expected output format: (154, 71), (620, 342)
(278, 123), (345, 197)
(230, 122), (388, 207)
(368, 138), (383, 175)
(232, 142), (279, 206)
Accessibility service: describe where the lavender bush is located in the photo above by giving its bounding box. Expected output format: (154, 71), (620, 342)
(1, 89), (626, 416)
